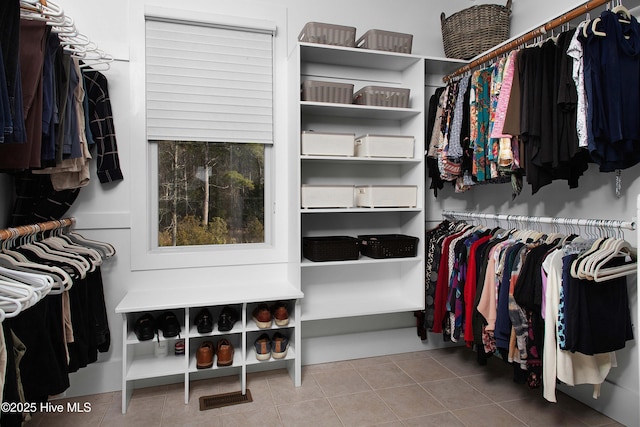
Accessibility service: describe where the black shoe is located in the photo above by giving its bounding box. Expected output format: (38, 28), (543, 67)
(195, 308), (214, 334)
(158, 311), (181, 338)
(218, 306), (239, 332)
(133, 313), (156, 341)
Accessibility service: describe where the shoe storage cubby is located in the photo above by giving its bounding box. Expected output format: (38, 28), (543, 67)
(116, 285), (302, 414)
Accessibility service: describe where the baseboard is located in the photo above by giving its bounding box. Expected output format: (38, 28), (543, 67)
(558, 381), (639, 427)
(301, 326), (455, 365)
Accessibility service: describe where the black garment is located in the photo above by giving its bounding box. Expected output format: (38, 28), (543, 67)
(8, 170), (80, 227)
(0, 0), (20, 128)
(562, 254), (633, 355)
(82, 69), (123, 183)
(8, 295), (69, 402)
(90, 267), (111, 353)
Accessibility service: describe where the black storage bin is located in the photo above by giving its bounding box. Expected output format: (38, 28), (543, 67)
(358, 234), (418, 259)
(303, 236), (360, 262)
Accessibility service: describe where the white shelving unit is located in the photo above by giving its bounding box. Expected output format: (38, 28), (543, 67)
(289, 42), (467, 325)
(292, 42), (421, 324)
(115, 282), (302, 414)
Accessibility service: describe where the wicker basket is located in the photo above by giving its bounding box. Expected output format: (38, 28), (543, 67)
(301, 80), (354, 104)
(441, 0), (511, 60)
(358, 234), (418, 259)
(303, 236), (360, 262)
(353, 86), (410, 108)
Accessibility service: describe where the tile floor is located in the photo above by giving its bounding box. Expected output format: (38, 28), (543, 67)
(29, 346), (624, 427)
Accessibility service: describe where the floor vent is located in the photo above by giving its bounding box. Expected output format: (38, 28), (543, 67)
(199, 389), (253, 411)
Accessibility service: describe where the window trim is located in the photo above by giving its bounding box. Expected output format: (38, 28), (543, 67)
(129, 1), (289, 271)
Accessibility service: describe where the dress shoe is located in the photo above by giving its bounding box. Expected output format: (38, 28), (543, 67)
(252, 303), (272, 328)
(196, 341), (214, 369)
(133, 313), (156, 341)
(217, 306), (239, 332)
(158, 311), (181, 338)
(216, 339), (234, 366)
(271, 302), (289, 327)
(195, 308), (214, 334)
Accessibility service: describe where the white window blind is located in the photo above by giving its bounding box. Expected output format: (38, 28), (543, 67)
(145, 18), (274, 144)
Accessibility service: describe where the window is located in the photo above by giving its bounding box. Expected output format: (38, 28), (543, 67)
(129, 2), (288, 270)
(146, 17), (272, 247)
(156, 141), (265, 247)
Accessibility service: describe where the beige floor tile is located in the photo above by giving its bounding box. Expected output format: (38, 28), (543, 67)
(277, 398), (342, 427)
(131, 384), (170, 400)
(28, 401), (109, 427)
(376, 384), (446, 419)
(430, 348), (510, 378)
(394, 356), (457, 383)
(356, 362), (416, 390)
(100, 394), (166, 427)
(328, 391), (398, 426)
(420, 378), (492, 410)
(387, 350), (431, 362)
(453, 403), (527, 427)
(500, 397), (590, 427)
(302, 360), (355, 375)
(313, 368), (372, 397)
(267, 372), (325, 405)
(348, 355), (394, 368)
(161, 386), (223, 426)
(219, 377), (274, 415)
(221, 406), (282, 427)
(462, 371), (538, 403)
(402, 411), (466, 427)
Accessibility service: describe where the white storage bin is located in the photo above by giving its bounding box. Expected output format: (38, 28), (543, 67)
(301, 185), (354, 208)
(301, 131), (355, 157)
(355, 134), (415, 158)
(355, 185), (417, 208)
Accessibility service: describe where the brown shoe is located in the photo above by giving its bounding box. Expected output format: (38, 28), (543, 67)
(216, 339), (234, 366)
(271, 302), (289, 327)
(196, 341), (214, 369)
(252, 303), (272, 329)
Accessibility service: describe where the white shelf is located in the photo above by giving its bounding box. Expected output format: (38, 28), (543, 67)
(300, 155), (420, 164)
(300, 256), (419, 267)
(125, 354), (185, 380)
(245, 344), (296, 365)
(299, 42), (422, 70)
(116, 282), (302, 313)
(188, 323), (242, 337)
(301, 207), (421, 214)
(187, 351), (242, 372)
(301, 101), (420, 120)
(301, 291), (422, 321)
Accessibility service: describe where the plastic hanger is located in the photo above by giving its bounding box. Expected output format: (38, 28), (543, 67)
(66, 231), (116, 258)
(590, 239), (636, 281)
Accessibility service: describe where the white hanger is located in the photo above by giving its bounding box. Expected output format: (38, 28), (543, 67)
(591, 239), (637, 282)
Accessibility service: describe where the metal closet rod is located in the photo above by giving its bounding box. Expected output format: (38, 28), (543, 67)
(441, 210), (636, 231)
(0, 217), (75, 241)
(443, 0), (610, 82)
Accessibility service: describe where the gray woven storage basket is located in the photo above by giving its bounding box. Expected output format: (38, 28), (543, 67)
(440, 0), (511, 60)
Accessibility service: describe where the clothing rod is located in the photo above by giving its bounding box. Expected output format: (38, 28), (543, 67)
(441, 210), (636, 231)
(0, 218), (75, 241)
(443, 0), (609, 82)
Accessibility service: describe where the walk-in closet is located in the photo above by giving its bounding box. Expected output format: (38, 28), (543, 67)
(0, 0), (639, 426)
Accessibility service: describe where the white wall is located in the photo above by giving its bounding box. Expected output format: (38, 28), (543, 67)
(2, 0), (639, 425)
